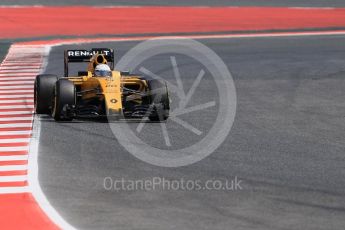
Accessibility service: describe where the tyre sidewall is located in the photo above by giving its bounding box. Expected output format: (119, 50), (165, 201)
(147, 79), (170, 121)
(34, 74), (58, 114)
(52, 79), (75, 121)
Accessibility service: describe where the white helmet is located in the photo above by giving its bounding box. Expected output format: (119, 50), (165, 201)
(94, 64), (111, 77)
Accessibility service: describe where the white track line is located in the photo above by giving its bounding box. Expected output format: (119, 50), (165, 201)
(0, 139), (30, 143)
(0, 186), (29, 194)
(0, 70), (38, 73)
(0, 155), (28, 161)
(5, 56), (41, 58)
(0, 131), (32, 135)
(0, 66), (41, 70)
(0, 123), (32, 128)
(0, 68), (39, 70)
(0, 81), (34, 85)
(0, 101), (33, 104)
(2, 61), (41, 63)
(0, 88), (33, 91)
(0, 121), (32, 125)
(0, 91), (33, 94)
(0, 116), (33, 121)
(0, 105), (34, 109)
(0, 99), (34, 103)
(0, 77), (36, 80)
(29, 114), (77, 230)
(0, 111), (33, 115)
(0, 99), (34, 102)
(0, 73), (36, 77)
(0, 175), (27, 182)
(0, 86), (34, 89)
(40, 30), (345, 49)
(1, 63), (41, 66)
(0, 165), (27, 171)
(0, 66), (40, 68)
(0, 69), (40, 72)
(0, 146), (29, 152)
(0, 95), (33, 99)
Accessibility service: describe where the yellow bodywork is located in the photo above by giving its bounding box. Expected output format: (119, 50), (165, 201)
(65, 54), (148, 116)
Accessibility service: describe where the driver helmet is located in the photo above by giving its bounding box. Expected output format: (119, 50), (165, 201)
(94, 64), (111, 77)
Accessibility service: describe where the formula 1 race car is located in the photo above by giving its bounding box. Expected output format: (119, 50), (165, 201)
(34, 48), (170, 121)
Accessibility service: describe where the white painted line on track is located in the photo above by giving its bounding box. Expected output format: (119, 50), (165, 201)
(0, 81), (34, 85)
(0, 77), (36, 80)
(0, 103), (33, 106)
(0, 72), (37, 75)
(0, 131), (32, 135)
(0, 96), (33, 100)
(4, 56), (41, 58)
(0, 99), (33, 102)
(0, 105), (34, 109)
(0, 111), (33, 115)
(0, 69), (40, 72)
(0, 91), (33, 94)
(0, 78), (35, 80)
(29, 114), (77, 230)
(0, 165), (27, 171)
(0, 123), (32, 128)
(0, 186), (29, 194)
(41, 30), (345, 49)
(0, 87), (33, 90)
(0, 70), (38, 73)
(0, 100), (34, 103)
(1, 63), (41, 66)
(0, 146), (29, 152)
(0, 155), (28, 161)
(0, 65), (41, 68)
(2, 60), (41, 62)
(0, 79), (35, 82)
(5, 56), (41, 58)
(0, 139), (30, 143)
(2, 63), (40, 66)
(0, 175), (27, 182)
(0, 68), (39, 71)
(0, 73), (37, 79)
(0, 116), (33, 122)
(0, 85), (33, 89)
(0, 66), (41, 69)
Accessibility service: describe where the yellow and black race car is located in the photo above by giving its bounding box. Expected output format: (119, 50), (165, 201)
(34, 48), (170, 121)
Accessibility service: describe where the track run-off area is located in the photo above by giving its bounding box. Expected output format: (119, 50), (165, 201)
(0, 5), (345, 230)
(1, 6), (345, 39)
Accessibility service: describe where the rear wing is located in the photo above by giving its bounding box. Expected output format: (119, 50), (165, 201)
(64, 48), (114, 77)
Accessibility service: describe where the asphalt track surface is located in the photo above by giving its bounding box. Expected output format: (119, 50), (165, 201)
(0, 42), (10, 62)
(2, 0), (345, 7)
(37, 35), (345, 229)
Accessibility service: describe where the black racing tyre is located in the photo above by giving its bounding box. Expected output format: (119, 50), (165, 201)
(147, 79), (170, 121)
(34, 74), (58, 114)
(52, 79), (75, 121)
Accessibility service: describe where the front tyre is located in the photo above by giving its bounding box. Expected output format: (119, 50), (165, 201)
(147, 79), (170, 121)
(34, 74), (58, 114)
(52, 79), (75, 121)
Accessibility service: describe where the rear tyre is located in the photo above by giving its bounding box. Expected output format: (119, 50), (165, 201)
(147, 79), (170, 121)
(52, 79), (75, 121)
(34, 74), (58, 114)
